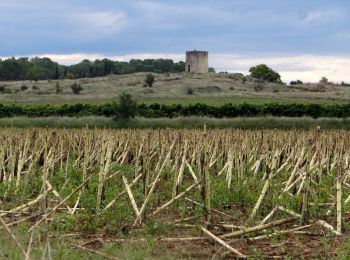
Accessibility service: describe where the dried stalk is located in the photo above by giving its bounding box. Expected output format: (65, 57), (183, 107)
(201, 226), (246, 258)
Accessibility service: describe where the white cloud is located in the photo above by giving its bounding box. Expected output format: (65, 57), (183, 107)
(298, 9), (341, 24)
(3, 52), (349, 83)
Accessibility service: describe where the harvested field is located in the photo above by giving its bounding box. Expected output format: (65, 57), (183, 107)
(1, 127), (350, 259)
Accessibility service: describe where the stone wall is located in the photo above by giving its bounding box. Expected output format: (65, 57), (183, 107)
(185, 51), (208, 73)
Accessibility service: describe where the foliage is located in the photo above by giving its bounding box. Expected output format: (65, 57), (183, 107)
(186, 87), (194, 95)
(290, 80), (303, 85)
(20, 85), (28, 91)
(208, 67), (216, 73)
(0, 102), (350, 119)
(0, 57), (186, 81)
(341, 81), (350, 87)
(55, 82), (62, 94)
(114, 93), (137, 119)
(249, 64), (281, 83)
(319, 76), (329, 84)
(144, 73), (155, 88)
(70, 83), (83, 94)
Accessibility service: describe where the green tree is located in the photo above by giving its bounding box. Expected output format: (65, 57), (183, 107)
(249, 64), (281, 83)
(144, 73), (155, 87)
(26, 66), (49, 82)
(115, 93), (137, 119)
(208, 67), (216, 73)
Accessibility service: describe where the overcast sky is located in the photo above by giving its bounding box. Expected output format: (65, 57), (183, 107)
(0, 0), (349, 82)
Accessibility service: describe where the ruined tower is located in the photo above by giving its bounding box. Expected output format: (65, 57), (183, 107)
(185, 50), (208, 73)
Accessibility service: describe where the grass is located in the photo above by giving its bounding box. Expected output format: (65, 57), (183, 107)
(1, 72), (350, 105)
(2, 116), (350, 129)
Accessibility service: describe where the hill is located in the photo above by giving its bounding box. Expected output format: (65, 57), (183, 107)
(0, 72), (349, 105)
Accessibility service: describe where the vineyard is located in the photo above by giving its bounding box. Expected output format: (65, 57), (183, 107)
(2, 102), (350, 118)
(1, 127), (350, 259)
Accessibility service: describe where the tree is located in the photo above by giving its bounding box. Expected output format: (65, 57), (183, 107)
(26, 66), (49, 82)
(208, 67), (216, 73)
(54, 66), (59, 80)
(115, 93), (137, 119)
(70, 83), (83, 94)
(319, 76), (329, 84)
(144, 73), (155, 87)
(249, 64), (281, 83)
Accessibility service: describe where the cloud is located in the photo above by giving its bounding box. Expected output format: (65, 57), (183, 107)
(68, 11), (128, 37)
(4, 52), (349, 83)
(302, 10), (339, 23)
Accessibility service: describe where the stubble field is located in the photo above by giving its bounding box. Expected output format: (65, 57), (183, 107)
(1, 127), (350, 259)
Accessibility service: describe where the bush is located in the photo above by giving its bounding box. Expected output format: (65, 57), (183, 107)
(115, 93), (137, 119)
(21, 85), (28, 91)
(144, 74), (155, 87)
(186, 87), (194, 95)
(290, 80), (303, 86)
(0, 85), (6, 93)
(55, 82), (62, 94)
(70, 83), (83, 94)
(319, 76), (329, 84)
(0, 102), (349, 119)
(32, 85), (40, 90)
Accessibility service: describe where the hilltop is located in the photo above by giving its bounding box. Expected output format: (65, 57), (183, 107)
(0, 72), (349, 105)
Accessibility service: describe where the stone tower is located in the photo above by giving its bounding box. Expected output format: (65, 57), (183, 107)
(185, 50), (208, 73)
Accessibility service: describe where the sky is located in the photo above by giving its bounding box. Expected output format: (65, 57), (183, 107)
(0, 0), (349, 82)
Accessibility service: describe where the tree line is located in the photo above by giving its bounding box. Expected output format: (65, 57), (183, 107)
(0, 57), (186, 81)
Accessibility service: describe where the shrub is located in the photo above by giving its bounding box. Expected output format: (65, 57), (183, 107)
(0, 102), (350, 119)
(115, 93), (137, 119)
(32, 85), (40, 90)
(144, 73), (155, 87)
(186, 87), (194, 95)
(290, 80), (303, 86)
(70, 83), (83, 94)
(20, 85), (28, 91)
(55, 82), (62, 94)
(0, 85), (6, 93)
(319, 76), (329, 84)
